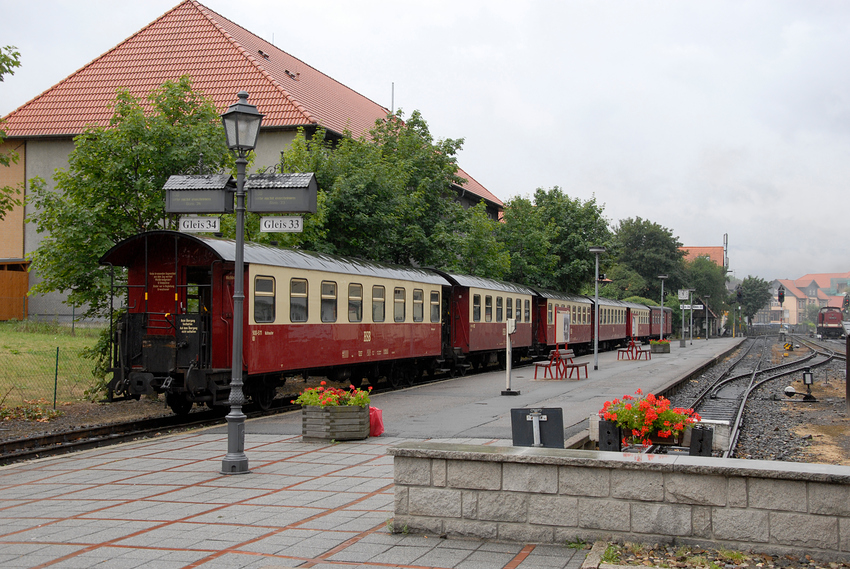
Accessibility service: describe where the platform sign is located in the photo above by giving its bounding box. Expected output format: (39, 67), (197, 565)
(678, 289), (690, 301)
(260, 216), (303, 232)
(179, 217), (220, 233)
(164, 174), (234, 214)
(680, 305), (703, 310)
(246, 173), (318, 213)
(556, 307), (571, 344)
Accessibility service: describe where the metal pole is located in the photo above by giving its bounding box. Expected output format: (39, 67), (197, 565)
(593, 252), (600, 371)
(659, 278), (665, 342)
(221, 152), (250, 475)
(689, 290), (694, 345)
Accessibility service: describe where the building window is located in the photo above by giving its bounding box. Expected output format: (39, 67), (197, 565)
(254, 276), (275, 323)
(290, 279), (308, 322)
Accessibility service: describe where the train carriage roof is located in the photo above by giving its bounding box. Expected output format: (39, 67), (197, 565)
(621, 300), (651, 311)
(100, 231), (451, 286)
(432, 270), (538, 296)
(530, 288), (591, 304)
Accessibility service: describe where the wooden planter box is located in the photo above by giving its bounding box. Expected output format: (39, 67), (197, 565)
(650, 343), (671, 353)
(302, 405), (370, 442)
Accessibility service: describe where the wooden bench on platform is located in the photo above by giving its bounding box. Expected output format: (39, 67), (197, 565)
(533, 344), (574, 379)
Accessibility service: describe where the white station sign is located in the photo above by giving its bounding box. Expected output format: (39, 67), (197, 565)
(260, 216), (303, 233)
(179, 216), (220, 233)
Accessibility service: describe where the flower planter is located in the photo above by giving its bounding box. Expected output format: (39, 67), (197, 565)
(649, 431), (684, 446)
(301, 405), (370, 442)
(650, 344), (670, 354)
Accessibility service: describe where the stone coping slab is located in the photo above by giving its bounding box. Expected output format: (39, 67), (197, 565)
(388, 442), (850, 483)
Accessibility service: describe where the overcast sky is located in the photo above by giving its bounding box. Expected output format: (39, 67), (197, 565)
(2, 1), (848, 282)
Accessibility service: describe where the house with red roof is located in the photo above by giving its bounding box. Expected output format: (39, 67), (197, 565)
(0, 0), (502, 320)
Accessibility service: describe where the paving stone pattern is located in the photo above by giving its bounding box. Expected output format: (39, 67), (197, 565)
(0, 433), (588, 568)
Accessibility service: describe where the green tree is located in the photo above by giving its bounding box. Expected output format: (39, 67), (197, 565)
(532, 187), (610, 293)
(735, 276), (772, 322)
(27, 76), (233, 317)
(685, 255), (729, 315)
(497, 195), (558, 287)
(611, 217), (686, 300)
(0, 45), (23, 220)
(276, 110), (467, 269)
(598, 263), (647, 300)
(443, 201), (510, 279)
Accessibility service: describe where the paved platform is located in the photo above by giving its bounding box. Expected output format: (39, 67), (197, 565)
(0, 337), (744, 568)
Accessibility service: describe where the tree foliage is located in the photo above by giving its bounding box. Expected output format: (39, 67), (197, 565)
(736, 276), (772, 321)
(272, 111), (466, 268)
(611, 217), (686, 300)
(27, 76), (233, 317)
(0, 45), (23, 220)
(497, 195), (558, 286)
(685, 255), (728, 314)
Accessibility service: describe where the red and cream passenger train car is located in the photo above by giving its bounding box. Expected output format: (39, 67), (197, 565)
(101, 230), (681, 415)
(101, 231), (453, 413)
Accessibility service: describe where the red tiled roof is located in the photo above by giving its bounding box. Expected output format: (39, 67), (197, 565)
(794, 272), (850, 290)
(680, 246), (724, 266)
(455, 166), (502, 207)
(2, 1), (501, 205)
(3, 1), (385, 138)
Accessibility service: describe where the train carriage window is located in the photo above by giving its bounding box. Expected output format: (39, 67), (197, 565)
(506, 298), (513, 320)
(290, 279), (308, 322)
(321, 281), (337, 323)
(473, 294), (481, 322)
(572, 305), (577, 324)
(525, 299), (530, 322)
(254, 276), (275, 323)
(496, 297), (503, 322)
(430, 291), (440, 323)
(413, 289), (424, 322)
(548, 302), (553, 325)
(348, 283), (363, 323)
(516, 298), (522, 323)
(485, 296), (493, 322)
(394, 287), (406, 322)
(372, 286), (385, 322)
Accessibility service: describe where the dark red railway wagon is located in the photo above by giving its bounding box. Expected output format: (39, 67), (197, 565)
(623, 301), (651, 341)
(101, 231), (452, 413)
(649, 306), (673, 339)
(437, 272), (537, 369)
(592, 297), (628, 350)
(532, 289), (593, 353)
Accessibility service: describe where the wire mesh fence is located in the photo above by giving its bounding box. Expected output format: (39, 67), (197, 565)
(0, 347), (97, 409)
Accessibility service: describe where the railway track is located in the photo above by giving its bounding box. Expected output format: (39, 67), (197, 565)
(672, 335), (841, 458)
(0, 356), (525, 465)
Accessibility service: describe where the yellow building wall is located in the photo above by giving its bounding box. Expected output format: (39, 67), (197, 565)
(0, 140), (25, 260)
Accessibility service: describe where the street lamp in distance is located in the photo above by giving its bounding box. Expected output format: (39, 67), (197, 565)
(220, 91), (263, 476)
(589, 246), (606, 371)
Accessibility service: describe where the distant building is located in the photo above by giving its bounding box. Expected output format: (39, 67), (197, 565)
(754, 275), (848, 327)
(0, 0), (502, 321)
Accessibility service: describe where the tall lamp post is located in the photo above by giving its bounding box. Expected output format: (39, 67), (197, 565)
(658, 275), (667, 342)
(220, 91), (264, 475)
(589, 246), (606, 371)
(704, 295), (710, 340)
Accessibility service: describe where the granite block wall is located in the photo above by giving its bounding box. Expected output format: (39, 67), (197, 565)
(389, 442), (850, 561)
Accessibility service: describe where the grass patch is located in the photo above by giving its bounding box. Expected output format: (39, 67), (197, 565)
(0, 321), (104, 406)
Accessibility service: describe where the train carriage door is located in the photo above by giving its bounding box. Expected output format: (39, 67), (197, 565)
(176, 266), (212, 371)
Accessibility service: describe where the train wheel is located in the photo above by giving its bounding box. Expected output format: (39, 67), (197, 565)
(252, 385), (275, 411)
(389, 369), (403, 390)
(405, 367), (417, 387)
(350, 376), (363, 388)
(166, 393), (193, 416)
